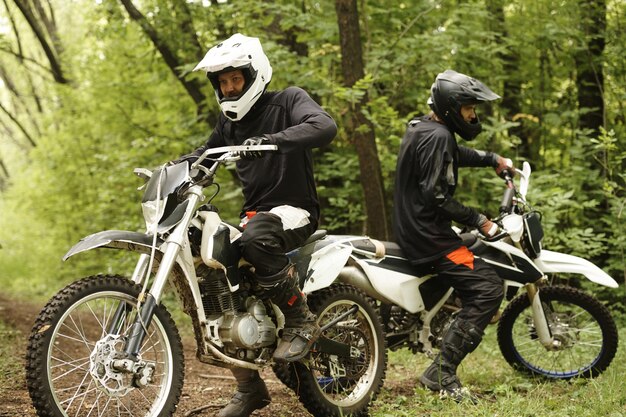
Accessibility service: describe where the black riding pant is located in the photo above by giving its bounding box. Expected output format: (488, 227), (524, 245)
(430, 246), (504, 331)
(232, 207), (316, 385)
(239, 206), (316, 279)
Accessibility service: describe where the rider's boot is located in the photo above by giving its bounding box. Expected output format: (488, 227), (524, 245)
(258, 263), (321, 362)
(419, 318), (483, 402)
(218, 368), (271, 417)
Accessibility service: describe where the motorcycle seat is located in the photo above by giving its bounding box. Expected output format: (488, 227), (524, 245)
(304, 229), (327, 245)
(459, 233), (478, 248)
(349, 238), (407, 259)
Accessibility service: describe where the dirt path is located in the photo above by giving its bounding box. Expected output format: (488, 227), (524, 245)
(0, 294), (314, 417)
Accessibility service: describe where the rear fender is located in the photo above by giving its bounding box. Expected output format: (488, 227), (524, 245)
(533, 250), (618, 288)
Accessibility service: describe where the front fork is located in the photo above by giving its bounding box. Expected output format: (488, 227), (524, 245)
(106, 241), (180, 361)
(112, 188), (203, 361)
(525, 281), (560, 350)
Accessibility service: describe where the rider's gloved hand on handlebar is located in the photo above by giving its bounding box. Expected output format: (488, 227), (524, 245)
(238, 136), (274, 160)
(493, 155), (515, 179)
(477, 214), (499, 238)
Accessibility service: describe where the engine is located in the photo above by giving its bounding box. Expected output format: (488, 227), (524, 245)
(217, 299), (276, 349)
(198, 266), (277, 358)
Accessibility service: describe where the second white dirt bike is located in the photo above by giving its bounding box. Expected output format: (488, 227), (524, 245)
(272, 163), (618, 386)
(286, 161), (619, 383)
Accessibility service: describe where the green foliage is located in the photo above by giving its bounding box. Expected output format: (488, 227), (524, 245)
(316, 146), (365, 232)
(0, 0), (625, 298)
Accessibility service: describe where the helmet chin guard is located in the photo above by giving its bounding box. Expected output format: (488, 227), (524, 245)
(194, 33), (273, 121)
(428, 70), (500, 140)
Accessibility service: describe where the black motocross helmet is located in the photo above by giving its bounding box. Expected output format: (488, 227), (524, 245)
(428, 70), (500, 140)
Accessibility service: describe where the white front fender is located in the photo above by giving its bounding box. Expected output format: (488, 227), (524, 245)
(534, 250), (619, 288)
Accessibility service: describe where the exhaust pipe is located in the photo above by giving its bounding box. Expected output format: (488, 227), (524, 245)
(338, 266), (393, 304)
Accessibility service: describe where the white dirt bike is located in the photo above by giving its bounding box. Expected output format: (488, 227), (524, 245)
(26, 145), (387, 417)
(312, 161), (617, 382)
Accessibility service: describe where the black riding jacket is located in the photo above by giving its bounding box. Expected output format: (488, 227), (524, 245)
(393, 115), (497, 264)
(180, 87), (336, 219)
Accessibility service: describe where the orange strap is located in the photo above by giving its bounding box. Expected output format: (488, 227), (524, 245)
(446, 246), (475, 270)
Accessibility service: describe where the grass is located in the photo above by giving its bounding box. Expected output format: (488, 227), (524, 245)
(369, 325), (626, 416)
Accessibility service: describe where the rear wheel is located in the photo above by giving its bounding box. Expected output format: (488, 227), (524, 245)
(497, 285), (617, 379)
(276, 284), (386, 417)
(26, 275), (184, 417)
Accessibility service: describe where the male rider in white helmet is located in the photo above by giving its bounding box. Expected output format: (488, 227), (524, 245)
(394, 70), (514, 402)
(174, 33), (337, 417)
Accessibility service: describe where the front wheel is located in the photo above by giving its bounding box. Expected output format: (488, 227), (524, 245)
(276, 284), (387, 417)
(497, 285), (618, 379)
(26, 275), (184, 417)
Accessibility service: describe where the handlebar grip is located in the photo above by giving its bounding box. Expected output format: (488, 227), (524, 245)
(500, 187), (515, 213)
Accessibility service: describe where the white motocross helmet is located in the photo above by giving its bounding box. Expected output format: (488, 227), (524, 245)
(193, 33), (273, 121)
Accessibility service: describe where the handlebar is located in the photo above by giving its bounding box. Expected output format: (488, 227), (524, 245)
(499, 172), (516, 214)
(189, 144), (278, 184)
(475, 162), (533, 242)
(191, 144), (278, 169)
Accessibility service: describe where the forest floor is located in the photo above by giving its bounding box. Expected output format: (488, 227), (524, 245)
(0, 293), (314, 416)
(0, 293), (412, 417)
(4, 292), (624, 417)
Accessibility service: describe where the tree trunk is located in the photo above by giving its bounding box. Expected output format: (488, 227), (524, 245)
(575, 0), (606, 135)
(170, 1), (206, 62)
(12, 0), (68, 84)
(486, 0), (535, 161)
(0, 156), (9, 178)
(0, 102), (37, 148)
(119, 0), (208, 120)
(0, 156), (9, 191)
(335, 0), (388, 240)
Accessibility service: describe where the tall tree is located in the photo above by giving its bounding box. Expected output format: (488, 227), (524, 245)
(486, 0), (533, 159)
(0, 102), (37, 148)
(118, 0), (208, 119)
(12, 0), (68, 84)
(335, 0), (388, 240)
(575, 0), (606, 135)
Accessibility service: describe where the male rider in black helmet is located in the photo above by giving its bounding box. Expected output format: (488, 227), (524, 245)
(393, 70), (513, 401)
(174, 34), (336, 417)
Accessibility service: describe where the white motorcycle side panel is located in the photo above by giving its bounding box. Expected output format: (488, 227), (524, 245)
(357, 260), (428, 314)
(302, 244), (353, 293)
(534, 249), (618, 288)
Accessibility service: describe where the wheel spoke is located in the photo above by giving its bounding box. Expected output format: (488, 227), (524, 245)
(501, 286), (617, 378)
(311, 302), (377, 404)
(59, 319), (95, 352)
(51, 352), (90, 369)
(27, 277), (183, 417)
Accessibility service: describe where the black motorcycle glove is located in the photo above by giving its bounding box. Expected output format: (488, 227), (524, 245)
(239, 137), (273, 160)
(492, 154), (515, 179)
